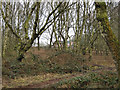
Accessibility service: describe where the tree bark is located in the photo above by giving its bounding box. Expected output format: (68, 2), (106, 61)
(49, 29), (54, 48)
(118, 1), (120, 88)
(95, 2), (120, 88)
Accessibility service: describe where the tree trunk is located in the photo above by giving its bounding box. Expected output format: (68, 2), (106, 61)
(95, 2), (120, 88)
(0, 23), (2, 59)
(38, 36), (40, 50)
(17, 34), (38, 62)
(118, 1), (120, 88)
(49, 29), (54, 48)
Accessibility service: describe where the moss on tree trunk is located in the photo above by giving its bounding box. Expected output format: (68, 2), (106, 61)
(95, 2), (120, 88)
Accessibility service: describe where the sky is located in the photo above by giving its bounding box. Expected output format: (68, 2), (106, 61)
(1, 0), (119, 46)
(1, 0), (120, 2)
(37, 28), (75, 46)
(35, 0), (120, 46)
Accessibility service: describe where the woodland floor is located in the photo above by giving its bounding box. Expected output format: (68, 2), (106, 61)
(20, 67), (116, 88)
(2, 47), (117, 88)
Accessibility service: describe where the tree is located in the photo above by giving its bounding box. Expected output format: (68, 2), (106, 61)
(95, 2), (120, 88)
(0, 2), (64, 61)
(0, 15), (1, 46)
(0, 2), (75, 62)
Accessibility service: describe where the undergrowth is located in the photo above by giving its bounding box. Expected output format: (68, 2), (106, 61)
(50, 72), (118, 88)
(3, 48), (117, 88)
(2, 49), (86, 79)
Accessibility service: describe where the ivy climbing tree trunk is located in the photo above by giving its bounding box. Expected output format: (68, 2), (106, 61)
(95, 2), (120, 88)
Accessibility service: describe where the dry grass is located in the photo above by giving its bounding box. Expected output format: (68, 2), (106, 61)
(84, 53), (115, 67)
(3, 73), (72, 88)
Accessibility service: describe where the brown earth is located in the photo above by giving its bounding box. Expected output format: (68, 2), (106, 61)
(2, 48), (117, 88)
(20, 73), (79, 88)
(20, 48), (116, 88)
(19, 65), (116, 88)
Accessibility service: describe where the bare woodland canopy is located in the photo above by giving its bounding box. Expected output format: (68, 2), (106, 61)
(0, 0), (120, 87)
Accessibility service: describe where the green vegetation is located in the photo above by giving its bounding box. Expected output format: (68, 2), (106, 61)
(2, 48), (118, 88)
(1, 1), (119, 89)
(50, 72), (118, 88)
(2, 49), (85, 79)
